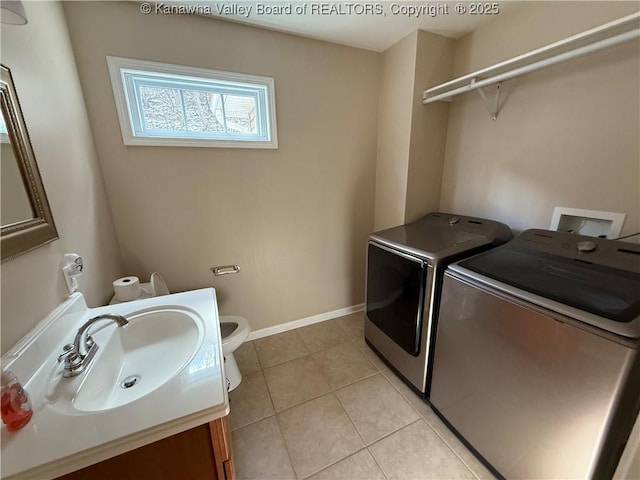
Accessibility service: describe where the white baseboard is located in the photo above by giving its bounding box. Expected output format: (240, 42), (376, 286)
(247, 303), (365, 341)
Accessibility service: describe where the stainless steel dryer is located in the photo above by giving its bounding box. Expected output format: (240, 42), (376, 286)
(430, 229), (640, 479)
(364, 212), (512, 397)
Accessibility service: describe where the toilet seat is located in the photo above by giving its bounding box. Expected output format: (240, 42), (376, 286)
(219, 315), (250, 354)
(218, 315), (251, 391)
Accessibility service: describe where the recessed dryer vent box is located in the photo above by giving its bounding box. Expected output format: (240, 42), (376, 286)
(550, 207), (626, 239)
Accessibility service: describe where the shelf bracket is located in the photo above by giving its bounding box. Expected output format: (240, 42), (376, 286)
(474, 78), (502, 121)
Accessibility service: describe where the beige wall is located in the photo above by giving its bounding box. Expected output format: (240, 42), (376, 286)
(62, 1), (379, 332)
(374, 30), (453, 230)
(405, 30), (453, 223)
(0, 1), (123, 353)
(373, 33), (415, 230)
(440, 2), (640, 235)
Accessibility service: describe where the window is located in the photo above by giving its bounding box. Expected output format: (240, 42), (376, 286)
(107, 57), (277, 148)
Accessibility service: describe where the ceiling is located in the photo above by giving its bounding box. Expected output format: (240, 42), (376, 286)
(161, 1), (522, 52)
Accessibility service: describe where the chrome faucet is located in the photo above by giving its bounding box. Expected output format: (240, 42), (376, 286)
(58, 314), (129, 378)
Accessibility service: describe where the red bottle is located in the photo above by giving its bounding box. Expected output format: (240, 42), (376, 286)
(1, 370), (33, 432)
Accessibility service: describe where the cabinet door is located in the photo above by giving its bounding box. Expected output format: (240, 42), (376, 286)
(209, 415), (235, 480)
(55, 417), (236, 480)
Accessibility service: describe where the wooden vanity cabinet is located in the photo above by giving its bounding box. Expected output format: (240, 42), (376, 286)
(56, 416), (235, 480)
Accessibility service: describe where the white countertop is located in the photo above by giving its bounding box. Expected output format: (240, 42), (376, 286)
(1, 289), (229, 479)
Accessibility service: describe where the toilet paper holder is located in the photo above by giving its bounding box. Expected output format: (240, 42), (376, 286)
(211, 265), (240, 276)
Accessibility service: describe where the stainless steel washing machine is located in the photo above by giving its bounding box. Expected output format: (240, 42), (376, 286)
(430, 229), (640, 479)
(364, 212), (512, 397)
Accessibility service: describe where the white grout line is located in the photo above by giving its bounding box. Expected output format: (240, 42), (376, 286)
(246, 304), (364, 341)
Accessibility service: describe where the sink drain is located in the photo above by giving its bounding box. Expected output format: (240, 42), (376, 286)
(120, 375), (141, 389)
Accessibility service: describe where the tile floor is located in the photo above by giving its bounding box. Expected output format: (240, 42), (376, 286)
(229, 312), (496, 480)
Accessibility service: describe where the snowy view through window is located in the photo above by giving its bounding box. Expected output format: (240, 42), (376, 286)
(108, 56), (277, 147)
(139, 85), (257, 135)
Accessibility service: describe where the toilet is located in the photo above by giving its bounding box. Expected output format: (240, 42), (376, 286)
(219, 315), (251, 391)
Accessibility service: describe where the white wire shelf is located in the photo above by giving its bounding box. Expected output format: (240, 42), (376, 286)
(422, 11), (640, 119)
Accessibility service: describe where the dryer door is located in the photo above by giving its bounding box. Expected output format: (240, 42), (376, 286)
(366, 242), (426, 356)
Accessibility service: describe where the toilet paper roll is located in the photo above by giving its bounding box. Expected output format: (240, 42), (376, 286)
(113, 276), (141, 302)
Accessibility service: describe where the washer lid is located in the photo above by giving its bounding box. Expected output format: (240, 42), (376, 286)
(453, 229), (640, 336)
(460, 245), (640, 323)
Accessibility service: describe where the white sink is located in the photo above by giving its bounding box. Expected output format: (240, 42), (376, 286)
(1, 289), (228, 480)
(73, 308), (202, 411)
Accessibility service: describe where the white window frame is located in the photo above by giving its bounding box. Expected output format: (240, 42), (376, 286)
(106, 56), (278, 149)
